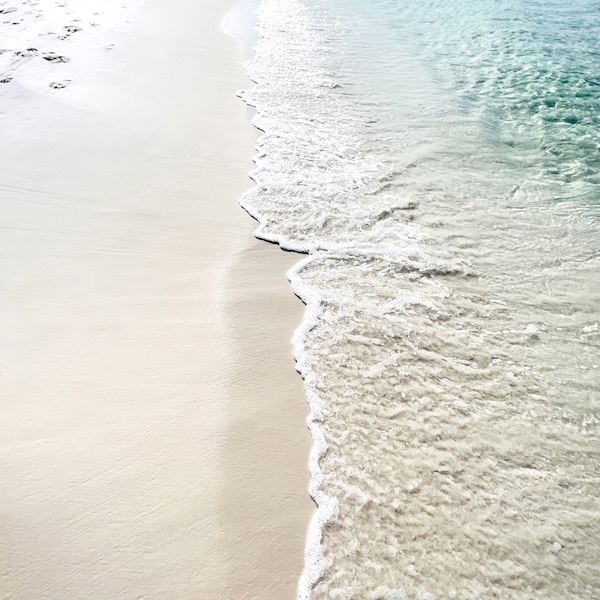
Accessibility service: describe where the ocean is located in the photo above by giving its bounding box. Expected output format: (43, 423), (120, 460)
(238, 0), (600, 597)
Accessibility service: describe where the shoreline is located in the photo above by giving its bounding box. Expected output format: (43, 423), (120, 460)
(0, 0), (313, 597)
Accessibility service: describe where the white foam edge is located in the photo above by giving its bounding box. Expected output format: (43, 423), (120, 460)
(241, 174), (339, 595)
(288, 255), (338, 599)
(239, 52), (337, 599)
(239, 184), (313, 254)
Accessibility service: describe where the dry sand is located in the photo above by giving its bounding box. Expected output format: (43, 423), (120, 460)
(0, 0), (312, 598)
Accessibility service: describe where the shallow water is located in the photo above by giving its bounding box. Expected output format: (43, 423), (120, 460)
(239, 0), (600, 597)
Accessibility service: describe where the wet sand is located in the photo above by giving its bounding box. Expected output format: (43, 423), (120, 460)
(0, 0), (312, 598)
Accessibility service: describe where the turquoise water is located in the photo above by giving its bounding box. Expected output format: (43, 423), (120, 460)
(337, 0), (600, 197)
(240, 0), (600, 597)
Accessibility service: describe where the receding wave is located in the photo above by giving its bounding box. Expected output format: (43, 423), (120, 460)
(240, 0), (600, 597)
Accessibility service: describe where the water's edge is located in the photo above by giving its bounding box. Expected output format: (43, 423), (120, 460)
(226, 0), (330, 595)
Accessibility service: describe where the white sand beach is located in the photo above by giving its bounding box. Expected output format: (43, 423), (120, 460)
(0, 0), (312, 598)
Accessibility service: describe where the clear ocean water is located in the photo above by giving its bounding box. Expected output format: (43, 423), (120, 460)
(239, 0), (600, 597)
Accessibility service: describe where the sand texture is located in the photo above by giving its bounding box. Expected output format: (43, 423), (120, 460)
(0, 0), (312, 598)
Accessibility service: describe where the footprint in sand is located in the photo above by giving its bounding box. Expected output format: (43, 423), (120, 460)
(14, 48), (38, 57)
(42, 52), (70, 63)
(57, 24), (83, 40)
(49, 79), (70, 89)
